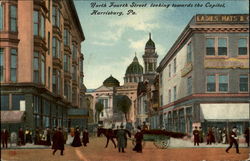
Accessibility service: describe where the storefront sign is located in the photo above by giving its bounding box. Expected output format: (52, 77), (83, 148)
(204, 58), (249, 69)
(181, 63), (193, 77)
(196, 14), (249, 23)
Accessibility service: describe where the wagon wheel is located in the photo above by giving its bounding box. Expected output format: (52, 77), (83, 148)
(131, 138), (146, 147)
(153, 137), (170, 149)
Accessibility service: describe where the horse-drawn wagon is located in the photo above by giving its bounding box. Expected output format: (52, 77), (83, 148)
(132, 129), (186, 149)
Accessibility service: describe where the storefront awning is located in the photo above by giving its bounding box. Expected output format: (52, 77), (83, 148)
(1, 111), (25, 123)
(200, 103), (249, 122)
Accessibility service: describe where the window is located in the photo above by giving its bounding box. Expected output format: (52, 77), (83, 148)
(1, 95), (9, 110)
(206, 38), (215, 55)
(41, 14), (45, 38)
(72, 45), (77, 60)
(10, 5), (17, 32)
(72, 65), (77, 80)
(160, 95), (163, 106)
(0, 3), (4, 30)
(148, 63), (153, 72)
(168, 89), (171, 103)
(53, 69), (61, 95)
(187, 77), (192, 95)
(41, 55), (45, 84)
(48, 32), (50, 55)
(48, 67), (51, 89)
(238, 38), (247, 55)
(173, 58), (176, 73)
(168, 64), (171, 77)
(187, 42), (192, 63)
(239, 75), (248, 92)
(33, 52), (39, 83)
(72, 88), (77, 105)
(173, 86), (177, 101)
(33, 11), (39, 35)
(10, 49), (17, 82)
(218, 38), (227, 55)
(219, 75), (228, 91)
(52, 37), (61, 58)
(64, 54), (70, 72)
(207, 75), (216, 92)
(0, 48), (4, 81)
(80, 59), (83, 73)
(33, 95), (40, 114)
(52, 6), (60, 28)
(12, 94), (25, 110)
(160, 73), (162, 86)
(64, 29), (70, 46)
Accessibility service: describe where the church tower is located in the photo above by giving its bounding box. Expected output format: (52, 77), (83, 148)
(142, 33), (158, 83)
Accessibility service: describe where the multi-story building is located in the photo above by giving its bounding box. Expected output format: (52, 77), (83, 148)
(0, 0), (87, 132)
(157, 14), (249, 135)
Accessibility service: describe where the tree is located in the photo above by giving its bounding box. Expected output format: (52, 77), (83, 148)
(117, 95), (131, 122)
(95, 102), (104, 122)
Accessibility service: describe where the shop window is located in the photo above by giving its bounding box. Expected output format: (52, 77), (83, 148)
(1, 95), (9, 110)
(12, 94), (25, 110)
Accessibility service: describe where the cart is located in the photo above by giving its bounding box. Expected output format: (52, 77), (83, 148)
(132, 129), (186, 149)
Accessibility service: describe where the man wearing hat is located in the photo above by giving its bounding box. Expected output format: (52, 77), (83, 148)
(116, 124), (126, 153)
(226, 127), (239, 154)
(133, 126), (143, 153)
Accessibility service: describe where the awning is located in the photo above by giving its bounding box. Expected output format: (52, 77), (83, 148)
(200, 103), (249, 122)
(1, 111), (25, 123)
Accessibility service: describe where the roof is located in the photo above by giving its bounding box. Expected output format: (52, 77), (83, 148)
(69, 0), (85, 41)
(125, 56), (143, 75)
(103, 75), (120, 87)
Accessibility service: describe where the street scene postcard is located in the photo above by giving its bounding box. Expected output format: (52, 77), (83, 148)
(0, 0), (249, 161)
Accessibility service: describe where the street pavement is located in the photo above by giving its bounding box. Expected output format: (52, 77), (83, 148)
(1, 136), (249, 161)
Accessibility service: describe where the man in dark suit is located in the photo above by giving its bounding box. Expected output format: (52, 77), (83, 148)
(82, 128), (89, 147)
(193, 126), (200, 146)
(226, 127), (239, 154)
(133, 126), (143, 153)
(1, 129), (9, 148)
(52, 128), (65, 155)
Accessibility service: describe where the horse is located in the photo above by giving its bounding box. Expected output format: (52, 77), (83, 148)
(97, 127), (132, 148)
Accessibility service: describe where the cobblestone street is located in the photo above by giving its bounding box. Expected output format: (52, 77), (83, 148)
(1, 137), (249, 161)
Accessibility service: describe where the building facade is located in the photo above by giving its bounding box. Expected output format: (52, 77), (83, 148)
(157, 14), (249, 135)
(0, 0), (87, 132)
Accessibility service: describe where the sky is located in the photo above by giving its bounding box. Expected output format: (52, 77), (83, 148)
(74, 0), (249, 89)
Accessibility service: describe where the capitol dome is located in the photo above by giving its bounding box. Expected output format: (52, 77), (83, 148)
(125, 56), (143, 75)
(103, 75), (120, 87)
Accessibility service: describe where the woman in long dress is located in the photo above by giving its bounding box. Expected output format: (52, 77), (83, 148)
(71, 128), (82, 147)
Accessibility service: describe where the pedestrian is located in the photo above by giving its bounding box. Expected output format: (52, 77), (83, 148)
(25, 128), (32, 143)
(116, 124), (127, 153)
(142, 122), (148, 130)
(206, 127), (213, 145)
(244, 127), (249, 147)
(218, 128), (223, 143)
(193, 126), (200, 146)
(46, 128), (51, 146)
(52, 128), (65, 156)
(199, 127), (204, 143)
(133, 126), (143, 153)
(1, 129), (9, 148)
(222, 127), (227, 144)
(214, 127), (219, 144)
(18, 128), (25, 146)
(226, 127), (240, 154)
(82, 128), (89, 147)
(63, 128), (68, 144)
(71, 127), (82, 147)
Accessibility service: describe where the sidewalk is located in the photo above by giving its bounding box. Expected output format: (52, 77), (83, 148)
(168, 137), (249, 148)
